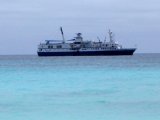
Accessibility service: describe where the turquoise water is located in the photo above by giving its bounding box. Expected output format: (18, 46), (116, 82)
(0, 54), (160, 120)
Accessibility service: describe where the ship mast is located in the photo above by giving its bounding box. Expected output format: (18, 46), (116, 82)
(109, 29), (114, 43)
(60, 27), (65, 43)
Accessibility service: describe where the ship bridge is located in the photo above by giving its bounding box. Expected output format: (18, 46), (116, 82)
(74, 33), (83, 44)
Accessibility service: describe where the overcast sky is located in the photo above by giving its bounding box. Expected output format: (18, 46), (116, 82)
(0, 0), (159, 54)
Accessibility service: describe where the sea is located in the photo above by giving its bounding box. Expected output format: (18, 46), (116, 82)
(0, 54), (160, 120)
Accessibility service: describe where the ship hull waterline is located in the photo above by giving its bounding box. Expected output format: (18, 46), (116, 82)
(37, 49), (136, 56)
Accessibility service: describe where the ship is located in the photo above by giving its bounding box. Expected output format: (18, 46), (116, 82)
(37, 27), (136, 56)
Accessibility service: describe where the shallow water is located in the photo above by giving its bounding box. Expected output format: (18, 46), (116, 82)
(0, 54), (160, 120)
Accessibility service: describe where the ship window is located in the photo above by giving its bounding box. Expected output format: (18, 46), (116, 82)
(48, 46), (53, 49)
(57, 45), (62, 48)
(74, 42), (81, 44)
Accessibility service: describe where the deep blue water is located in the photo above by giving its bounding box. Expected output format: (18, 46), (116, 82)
(0, 54), (160, 120)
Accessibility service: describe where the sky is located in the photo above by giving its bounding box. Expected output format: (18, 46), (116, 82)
(0, 0), (160, 54)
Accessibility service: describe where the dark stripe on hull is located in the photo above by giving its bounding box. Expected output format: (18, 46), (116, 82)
(37, 49), (136, 56)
